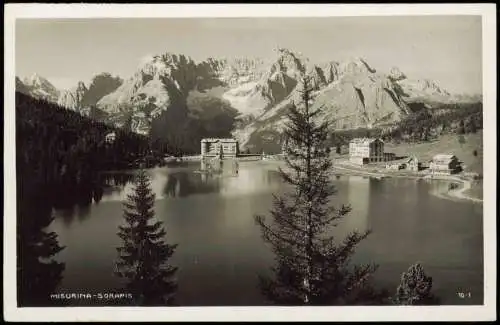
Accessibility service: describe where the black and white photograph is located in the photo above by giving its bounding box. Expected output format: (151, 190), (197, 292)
(3, 3), (496, 322)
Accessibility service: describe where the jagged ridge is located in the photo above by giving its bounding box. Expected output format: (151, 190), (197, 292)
(17, 47), (468, 153)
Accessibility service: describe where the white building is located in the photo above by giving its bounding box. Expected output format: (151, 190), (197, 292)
(406, 156), (420, 172)
(429, 154), (461, 175)
(105, 132), (116, 144)
(349, 138), (384, 165)
(201, 138), (239, 158)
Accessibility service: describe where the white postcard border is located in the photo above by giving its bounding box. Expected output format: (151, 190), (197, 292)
(3, 3), (497, 322)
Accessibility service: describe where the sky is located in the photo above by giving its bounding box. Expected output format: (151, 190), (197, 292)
(16, 16), (482, 95)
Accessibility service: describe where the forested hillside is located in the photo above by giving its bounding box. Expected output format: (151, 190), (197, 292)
(15, 92), (162, 306)
(327, 102), (482, 151)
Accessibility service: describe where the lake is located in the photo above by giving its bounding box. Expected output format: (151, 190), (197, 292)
(48, 160), (484, 306)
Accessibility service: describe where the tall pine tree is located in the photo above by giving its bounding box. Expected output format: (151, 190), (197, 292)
(255, 76), (385, 305)
(115, 168), (178, 306)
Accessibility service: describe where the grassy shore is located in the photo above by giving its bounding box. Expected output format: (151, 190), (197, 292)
(328, 159), (483, 203)
(326, 131), (484, 201)
(330, 131), (483, 174)
(383, 131), (483, 174)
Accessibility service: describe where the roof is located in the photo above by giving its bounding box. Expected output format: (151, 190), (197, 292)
(405, 156), (418, 163)
(201, 138), (238, 143)
(349, 137), (384, 145)
(432, 154), (456, 161)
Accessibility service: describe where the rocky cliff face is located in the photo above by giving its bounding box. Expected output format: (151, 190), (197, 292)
(232, 53), (414, 150)
(16, 73), (123, 119)
(98, 53), (198, 110)
(18, 47), (468, 153)
(16, 77), (31, 95)
(89, 48), (459, 149)
(210, 57), (268, 86)
(398, 78), (451, 103)
(58, 81), (88, 112)
(96, 53), (201, 134)
(81, 73), (123, 107)
(18, 74), (60, 103)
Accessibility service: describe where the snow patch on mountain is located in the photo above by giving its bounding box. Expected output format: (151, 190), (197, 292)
(222, 81), (269, 116)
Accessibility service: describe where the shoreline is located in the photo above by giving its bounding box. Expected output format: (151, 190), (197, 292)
(104, 157), (483, 204)
(334, 163), (483, 204)
(263, 159), (483, 204)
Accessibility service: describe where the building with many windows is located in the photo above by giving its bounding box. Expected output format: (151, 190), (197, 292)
(200, 138), (239, 158)
(348, 138), (385, 165)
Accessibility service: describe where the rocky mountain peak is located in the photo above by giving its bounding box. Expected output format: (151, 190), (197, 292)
(23, 73), (42, 85)
(389, 66), (406, 81)
(16, 77), (31, 95)
(57, 80), (88, 112)
(398, 78), (450, 99)
(339, 57), (376, 76)
(19, 73), (60, 102)
(23, 73), (56, 91)
(37, 47), (455, 149)
(201, 56), (268, 86)
(270, 47), (307, 78)
(76, 81), (87, 90)
(138, 52), (196, 80)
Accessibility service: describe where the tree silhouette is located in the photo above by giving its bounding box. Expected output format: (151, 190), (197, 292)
(255, 77), (385, 305)
(467, 117), (478, 133)
(115, 169), (178, 306)
(15, 91), (158, 306)
(458, 120), (466, 135)
(17, 187), (65, 306)
(393, 263), (440, 305)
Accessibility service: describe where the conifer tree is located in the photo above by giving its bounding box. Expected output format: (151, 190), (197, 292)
(115, 168), (178, 306)
(393, 263), (439, 305)
(255, 77), (385, 305)
(17, 191), (65, 306)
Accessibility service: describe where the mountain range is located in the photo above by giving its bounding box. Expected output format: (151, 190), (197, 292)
(16, 48), (482, 152)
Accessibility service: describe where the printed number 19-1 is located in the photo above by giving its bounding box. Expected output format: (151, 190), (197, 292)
(457, 291), (471, 299)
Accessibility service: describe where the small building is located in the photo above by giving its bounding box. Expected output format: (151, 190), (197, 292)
(349, 138), (385, 165)
(429, 154), (461, 175)
(105, 132), (116, 144)
(201, 138), (239, 158)
(406, 156), (420, 172)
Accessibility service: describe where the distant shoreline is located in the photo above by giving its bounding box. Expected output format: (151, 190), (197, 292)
(116, 155), (483, 204)
(333, 162), (483, 204)
(262, 158), (483, 204)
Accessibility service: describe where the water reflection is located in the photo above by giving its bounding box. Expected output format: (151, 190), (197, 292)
(44, 162), (484, 306)
(93, 186), (104, 204)
(165, 173), (180, 197)
(76, 204), (91, 223)
(163, 171), (218, 198)
(344, 176), (370, 234)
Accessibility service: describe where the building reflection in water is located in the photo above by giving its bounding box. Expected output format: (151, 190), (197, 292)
(342, 175), (370, 235)
(218, 163), (281, 198)
(164, 173), (179, 197)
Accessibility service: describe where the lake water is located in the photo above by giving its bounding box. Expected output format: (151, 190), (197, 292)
(48, 161), (484, 306)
